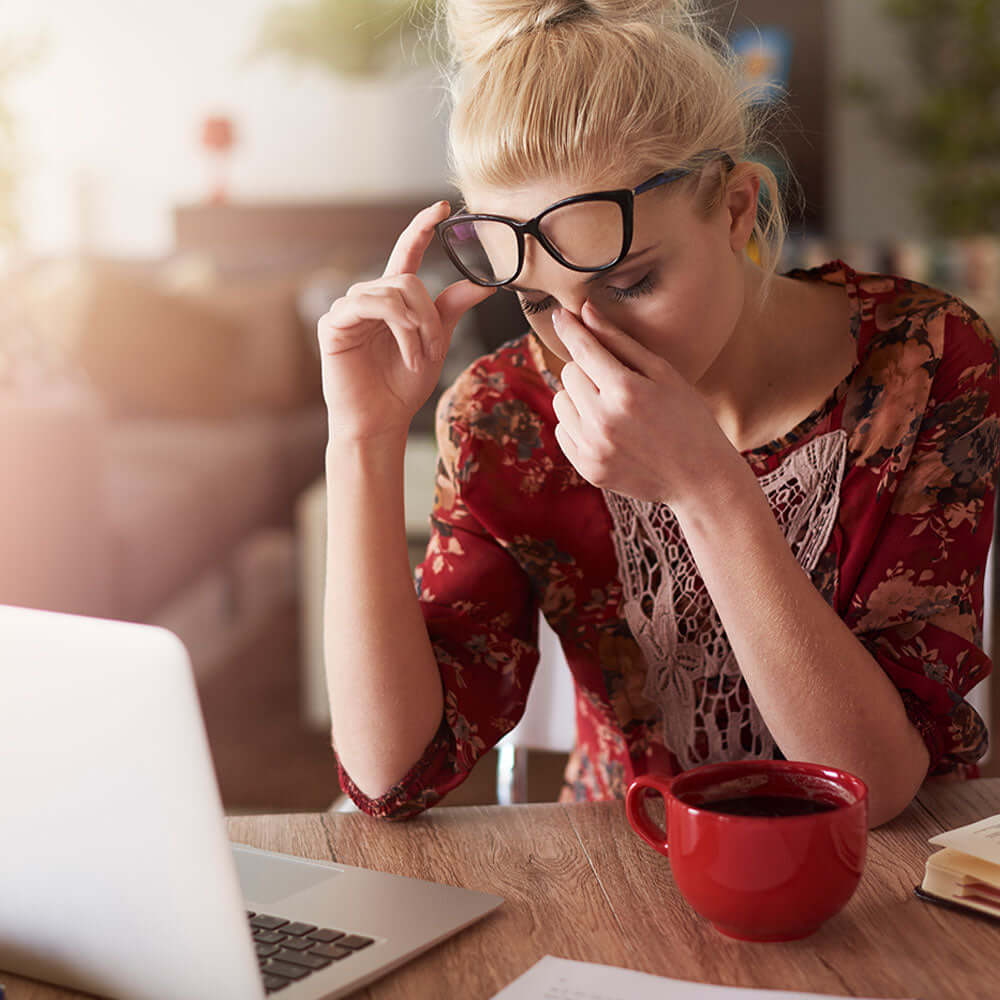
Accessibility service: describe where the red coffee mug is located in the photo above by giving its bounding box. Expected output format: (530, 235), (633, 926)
(625, 760), (868, 942)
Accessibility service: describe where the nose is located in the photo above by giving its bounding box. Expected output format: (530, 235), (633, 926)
(550, 291), (588, 319)
(521, 238), (590, 317)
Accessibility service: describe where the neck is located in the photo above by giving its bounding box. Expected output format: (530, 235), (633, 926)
(695, 257), (778, 446)
(696, 257), (849, 454)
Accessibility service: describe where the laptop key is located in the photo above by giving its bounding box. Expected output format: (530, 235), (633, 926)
(261, 973), (291, 992)
(253, 929), (287, 944)
(281, 921), (317, 937)
(307, 928), (344, 943)
(338, 934), (375, 950)
(310, 942), (354, 961)
(260, 958), (310, 980)
(279, 935), (316, 951)
(250, 914), (289, 931)
(274, 948), (332, 970)
(255, 942), (281, 958)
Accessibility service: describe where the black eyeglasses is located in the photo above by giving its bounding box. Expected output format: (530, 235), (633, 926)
(435, 150), (734, 288)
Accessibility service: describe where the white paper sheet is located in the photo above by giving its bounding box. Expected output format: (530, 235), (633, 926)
(490, 956), (913, 1000)
(929, 811), (1000, 865)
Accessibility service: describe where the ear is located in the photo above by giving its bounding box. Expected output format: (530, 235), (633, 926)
(724, 168), (761, 253)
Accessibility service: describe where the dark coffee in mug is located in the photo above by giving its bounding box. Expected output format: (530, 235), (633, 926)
(697, 794), (838, 818)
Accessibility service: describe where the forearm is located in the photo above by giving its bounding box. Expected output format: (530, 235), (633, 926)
(323, 434), (444, 800)
(673, 464), (930, 828)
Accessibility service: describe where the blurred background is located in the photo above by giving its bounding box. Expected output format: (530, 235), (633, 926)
(1, 0), (997, 813)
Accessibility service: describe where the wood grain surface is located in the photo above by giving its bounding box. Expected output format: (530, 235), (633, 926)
(5, 782), (1000, 999)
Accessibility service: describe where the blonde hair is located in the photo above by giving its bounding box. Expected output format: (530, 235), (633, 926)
(434, 0), (795, 296)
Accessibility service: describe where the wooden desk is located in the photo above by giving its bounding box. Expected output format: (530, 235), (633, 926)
(6, 781), (999, 999)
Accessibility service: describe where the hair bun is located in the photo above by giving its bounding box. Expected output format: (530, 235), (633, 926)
(445, 0), (694, 68)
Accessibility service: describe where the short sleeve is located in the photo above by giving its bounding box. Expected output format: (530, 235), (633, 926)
(847, 307), (1000, 775)
(337, 380), (541, 819)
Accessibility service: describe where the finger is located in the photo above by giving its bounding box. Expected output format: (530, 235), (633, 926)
(342, 274), (491, 366)
(558, 359), (600, 408)
(434, 279), (497, 356)
(372, 274), (448, 363)
(552, 388), (584, 442)
(384, 200), (452, 278)
(580, 300), (669, 380)
(340, 282), (423, 326)
(329, 286), (422, 341)
(325, 292), (424, 371)
(552, 307), (631, 389)
(553, 420), (581, 467)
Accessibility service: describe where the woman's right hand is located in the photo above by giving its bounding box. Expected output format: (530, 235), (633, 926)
(318, 200), (496, 443)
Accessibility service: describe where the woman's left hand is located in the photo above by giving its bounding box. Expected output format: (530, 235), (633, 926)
(550, 301), (746, 508)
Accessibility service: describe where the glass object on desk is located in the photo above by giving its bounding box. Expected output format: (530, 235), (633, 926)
(496, 613), (576, 805)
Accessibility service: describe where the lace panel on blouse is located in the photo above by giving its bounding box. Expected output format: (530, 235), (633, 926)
(601, 429), (848, 771)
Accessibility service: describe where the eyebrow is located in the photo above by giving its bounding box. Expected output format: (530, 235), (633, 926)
(507, 243), (660, 295)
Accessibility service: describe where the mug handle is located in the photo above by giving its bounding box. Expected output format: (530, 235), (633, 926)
(625, 774), (674, 857)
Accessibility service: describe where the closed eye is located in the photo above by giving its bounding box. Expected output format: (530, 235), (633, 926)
(515, 272), (658, 316)
(516, 292), (556, 317)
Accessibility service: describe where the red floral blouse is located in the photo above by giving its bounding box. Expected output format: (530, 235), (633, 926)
(338, 261), (1000, 820)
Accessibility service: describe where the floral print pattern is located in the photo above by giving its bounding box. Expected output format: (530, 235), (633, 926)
(337, 262), (1000, 820)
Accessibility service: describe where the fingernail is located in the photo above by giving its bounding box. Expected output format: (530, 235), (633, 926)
(552, 308), (563, 331)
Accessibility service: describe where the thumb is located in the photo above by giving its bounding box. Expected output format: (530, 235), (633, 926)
(435, 279), (497, 337)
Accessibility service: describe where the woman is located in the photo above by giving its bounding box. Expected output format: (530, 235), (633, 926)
(318, 0), (999, 827)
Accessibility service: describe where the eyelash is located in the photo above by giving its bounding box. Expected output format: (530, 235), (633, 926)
(517, 272), (658, 316)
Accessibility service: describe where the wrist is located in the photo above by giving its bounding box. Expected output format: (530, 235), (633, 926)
(326, 428), (409, 469)
(668, 455), (765, 535)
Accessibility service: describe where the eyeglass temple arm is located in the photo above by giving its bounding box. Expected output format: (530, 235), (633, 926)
(633, 151), (735, 196)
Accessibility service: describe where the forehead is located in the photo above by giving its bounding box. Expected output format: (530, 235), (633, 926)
(462, 172), (692, 226)
(463, 174), (627, 220)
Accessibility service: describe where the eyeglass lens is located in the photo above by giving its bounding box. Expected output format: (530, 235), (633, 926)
(443, 199), (626, 284)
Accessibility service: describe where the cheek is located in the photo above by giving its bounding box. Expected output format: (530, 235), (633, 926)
(616, 284), (729, 377)
(612, 293), (692, 357)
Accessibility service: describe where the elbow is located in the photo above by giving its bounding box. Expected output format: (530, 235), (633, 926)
(865, 739), (930, 829)
(867, 789), (917, 828)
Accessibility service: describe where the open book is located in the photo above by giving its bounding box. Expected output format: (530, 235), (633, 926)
(918, 812), (1000, 919)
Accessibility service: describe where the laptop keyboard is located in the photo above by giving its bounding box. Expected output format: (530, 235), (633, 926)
(247, 911), (375, 993)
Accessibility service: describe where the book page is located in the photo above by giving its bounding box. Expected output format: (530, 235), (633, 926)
(490, 956), (913, 1000)
(925, 846), (1000, 884)
(929, 812), (1000, 864)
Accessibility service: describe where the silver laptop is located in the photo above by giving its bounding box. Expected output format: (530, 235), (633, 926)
(0, 605), (502, 999)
